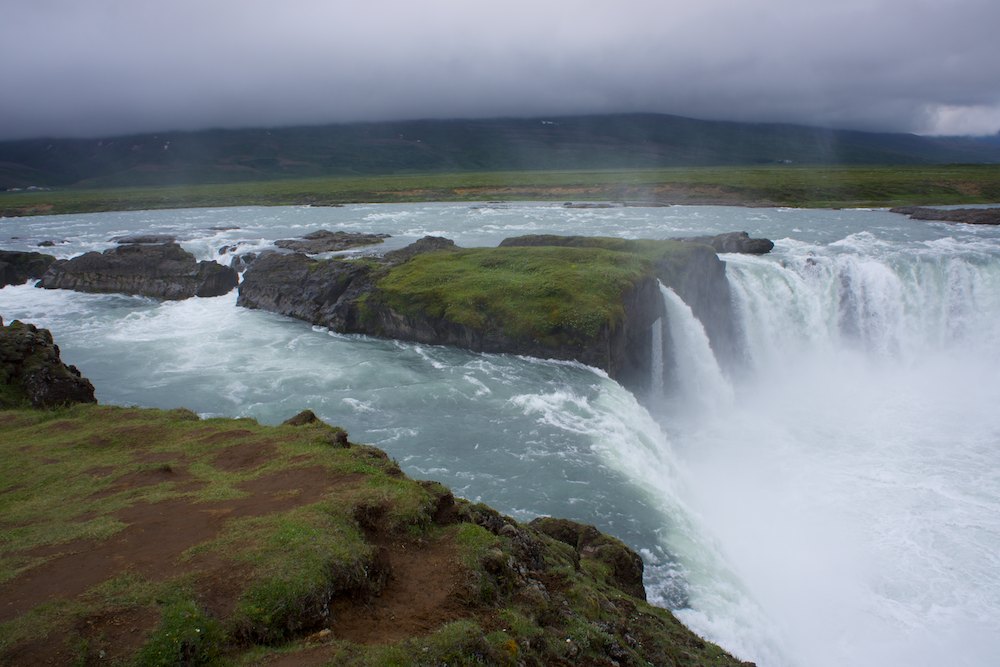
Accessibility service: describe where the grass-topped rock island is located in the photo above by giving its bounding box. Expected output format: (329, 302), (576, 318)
(238, 232), (759, 395)
(0, 321), (751, 666)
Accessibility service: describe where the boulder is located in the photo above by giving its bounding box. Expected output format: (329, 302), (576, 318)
(0, 319), (96, 408)
(680, 231), (774, 254)
(37, 243), (238, 300)
(274, 230), (389, 254)
(0, 250), (57, 287)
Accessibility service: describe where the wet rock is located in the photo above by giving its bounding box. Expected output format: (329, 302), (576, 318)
(680, 231), (774, 254)
(230, 252), (259, 272)
(0, 319), (96, 408)
(0, 250), (57, 287)
(110, 234), (177, 244)
(274, 230), (389, 254)
(37, 243), (238, 300)
(238, 252), (375, 329)
(890, 206), (1000, 225)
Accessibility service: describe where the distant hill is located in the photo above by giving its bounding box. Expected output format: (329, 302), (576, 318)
(2, 113), (999, 189)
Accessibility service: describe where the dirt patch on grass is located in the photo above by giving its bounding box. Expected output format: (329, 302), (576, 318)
(212, 439), (278, 472)
(7, 586), (160, 666)
(329, 532), (463, 644)
(87, 463), (199, 500)
(77, 606), (162, 665)
(266, 531), (466, 667)
(198, 428), (255, 444)
(0, 467), (362, 624)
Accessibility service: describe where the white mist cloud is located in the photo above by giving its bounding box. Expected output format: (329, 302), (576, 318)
(1, 0), (998, 139)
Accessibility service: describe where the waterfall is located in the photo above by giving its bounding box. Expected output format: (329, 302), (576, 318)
(652, 236), (1000, 667)
(655, 282), (734, 416)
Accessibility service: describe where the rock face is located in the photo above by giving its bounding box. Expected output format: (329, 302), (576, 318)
(680, 231), (774, 254)
(238, 252), (375, 330)
(0, 250), (57, 287)
(274, 230), (390, 254)
(890, 206), (1000, 225)
(0, 318), (96, 408)
(37, 243), (238, 300)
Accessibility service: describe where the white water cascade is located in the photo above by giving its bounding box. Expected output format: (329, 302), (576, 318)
(622, 235), (1000, 667)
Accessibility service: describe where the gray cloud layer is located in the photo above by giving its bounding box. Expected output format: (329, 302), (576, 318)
(3, 0), (999, 140)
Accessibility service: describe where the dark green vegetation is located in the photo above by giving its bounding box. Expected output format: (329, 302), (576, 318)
(374, 245), (654, 345)
(0, 404), (749, 666)
(3, 113), (1000, 191)
(3, 164), (999, 218)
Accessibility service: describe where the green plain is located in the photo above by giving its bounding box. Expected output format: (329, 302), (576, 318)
(2, 165), (999, 217)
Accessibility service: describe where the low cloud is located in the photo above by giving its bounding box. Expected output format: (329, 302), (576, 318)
(2, 0), (998, 140)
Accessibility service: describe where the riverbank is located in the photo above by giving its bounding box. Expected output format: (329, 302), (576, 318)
(2, 165), (999, 217)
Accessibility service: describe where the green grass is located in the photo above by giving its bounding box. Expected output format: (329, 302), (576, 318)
(2, 165), (998, 217)
(0, 402), (750, 666)
(374, 245), (653, 345)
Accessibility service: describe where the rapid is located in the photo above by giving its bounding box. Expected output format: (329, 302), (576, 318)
(1, 202), (998, 666)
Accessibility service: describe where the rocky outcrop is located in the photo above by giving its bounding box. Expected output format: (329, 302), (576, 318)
(680, 231), (774, 254)
(239, 234), (738, 395)
(237, 252), (376, 330)
(274, 230), (389, 254)
(890, 206), (1000, 225)
(529, 516), (646, 600)
(37, 243), (238, 300)
(0, 250), (57, 287)
(0, 318), (96, 408)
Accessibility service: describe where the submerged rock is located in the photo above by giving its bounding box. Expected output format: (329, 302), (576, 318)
(37, 243), (238, 300)
(274, 229), (389, 254)
(0, 250), (57, 287)
(0, 319), (96, 408)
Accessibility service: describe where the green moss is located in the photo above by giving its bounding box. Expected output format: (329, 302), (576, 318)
(376, 246), (652, 344)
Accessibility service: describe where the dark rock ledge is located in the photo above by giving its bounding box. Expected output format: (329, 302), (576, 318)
(0, 250), (57, 288)
(274, 229), (390, 254)
(37, 242), (238, 300)
(890, 206), (1000, 225)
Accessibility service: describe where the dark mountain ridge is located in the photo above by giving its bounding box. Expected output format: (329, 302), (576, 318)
(2, 113), (999, 189)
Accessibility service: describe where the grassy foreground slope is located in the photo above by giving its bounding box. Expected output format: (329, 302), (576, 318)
(2, 165), (999, 217)
(0, 404), (749, 666)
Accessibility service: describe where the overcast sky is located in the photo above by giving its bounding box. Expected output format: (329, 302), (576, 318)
(2, 0), (999, 140)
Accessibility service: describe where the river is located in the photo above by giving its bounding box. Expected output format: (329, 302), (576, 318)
(2, 202), (998, 666)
